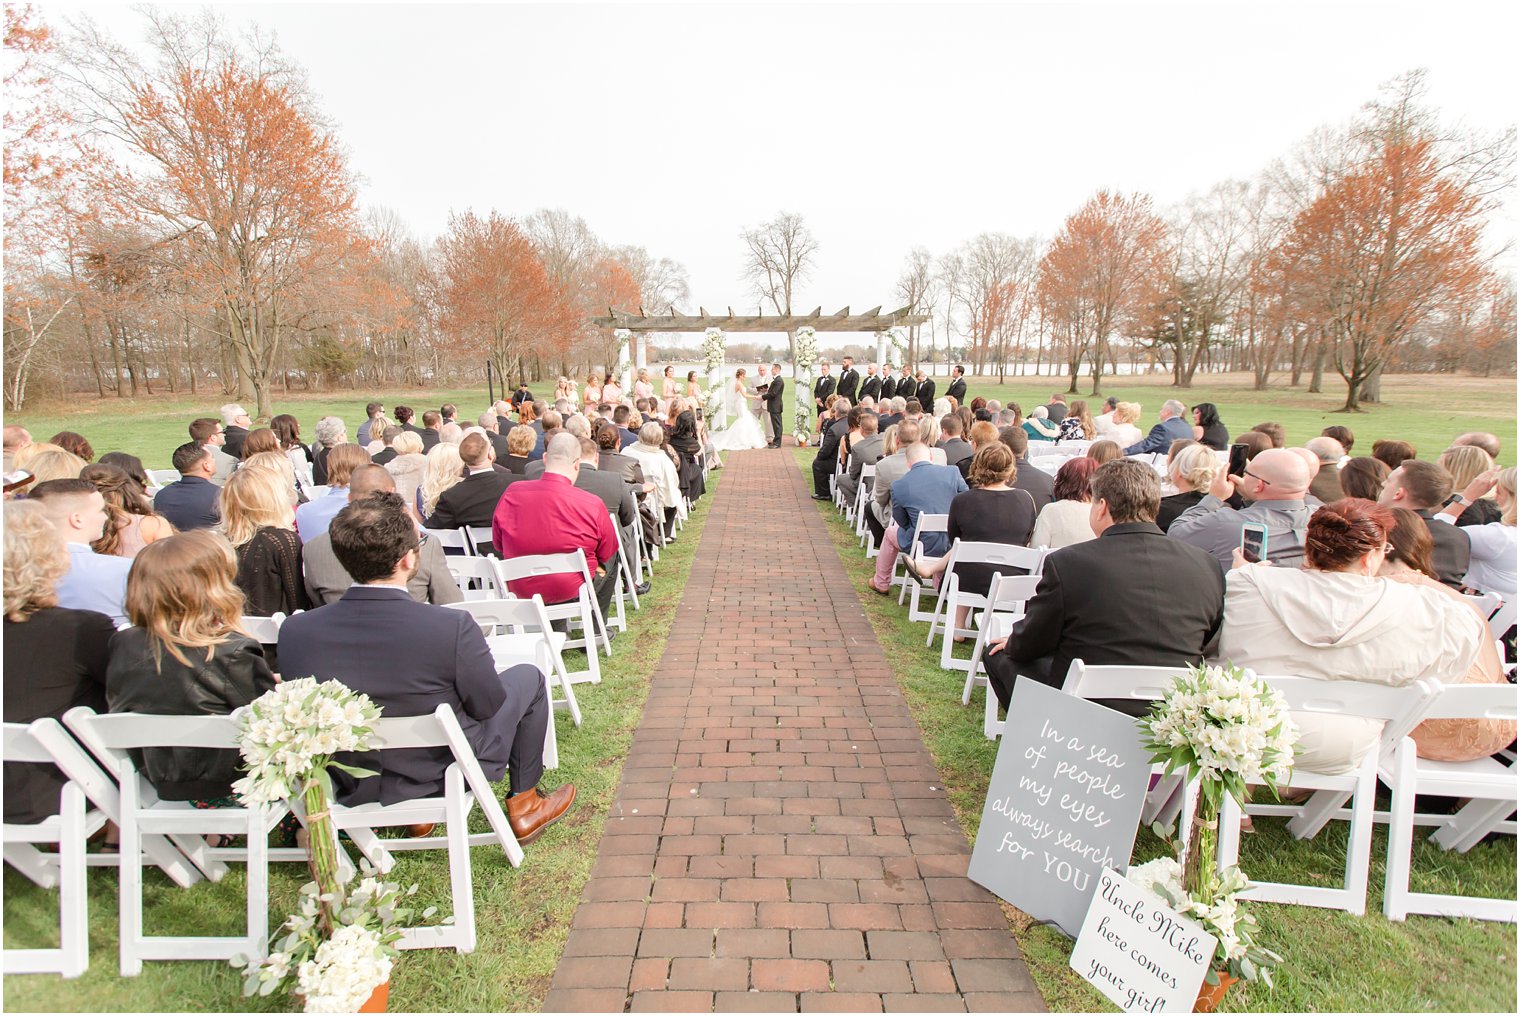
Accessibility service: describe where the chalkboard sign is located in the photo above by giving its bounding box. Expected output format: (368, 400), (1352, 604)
(1070, 868), (1216, 1013)
(967, 678), (1151, 936)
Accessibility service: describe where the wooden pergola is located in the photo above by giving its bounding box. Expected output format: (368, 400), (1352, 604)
(592, 304), (929, 334)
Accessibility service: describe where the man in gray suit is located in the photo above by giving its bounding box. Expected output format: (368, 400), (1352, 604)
(836, 411), (883, 508)
(937, 414), (973, 467)
(303, 465), (464, 606)
(869, 417), (922, 546)
(190, 417), (239, 486)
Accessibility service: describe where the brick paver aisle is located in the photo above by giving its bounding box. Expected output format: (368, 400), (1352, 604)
(543, 445), (1045, 1014)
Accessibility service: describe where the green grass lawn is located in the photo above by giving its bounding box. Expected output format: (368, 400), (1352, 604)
(4, 370), (1512, 473)
(793, 446), (1517, 1013)
(1, 471), (720, 1012)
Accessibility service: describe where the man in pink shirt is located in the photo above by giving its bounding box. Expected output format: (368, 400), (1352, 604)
(492, 432), (619, 620)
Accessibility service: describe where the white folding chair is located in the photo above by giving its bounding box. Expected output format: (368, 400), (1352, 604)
(148, 468), (181, 488)
(962, 573), (1044, 740)
(607, 512), (640, 626)
(304, 484), (331, 500)
(445, 556), (509, 600)
(424, 527), (474, 557)
(448, 595), (583, 729)
(854, 464), (877, 549)
(239, 612), (287, 645)
(464, 525), (495, 556)
(2, 720), (106, 978)
(896, 513), (949, 622)
(326, 705), (526, 954)
(63, 710), (289, 975)
(927, 542), (1046, 672)
(495, 552), (611, 676)
(1214, 676), (1435, 916)
(1384, 681), (1517, 922)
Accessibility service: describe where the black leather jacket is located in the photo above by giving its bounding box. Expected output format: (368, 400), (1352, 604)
(105, 629), (276, 800)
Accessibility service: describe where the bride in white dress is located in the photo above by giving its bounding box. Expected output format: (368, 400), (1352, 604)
(710, 368), (770, 452)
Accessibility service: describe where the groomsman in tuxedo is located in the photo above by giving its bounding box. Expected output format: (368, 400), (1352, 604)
(762, 363), (785, 448)
(896, 364), (915, 401)
(915, 370), (936, 409)
(945, 365), (967, 407)
(813, 362), (836, 418)
(860, 363), (883, 404)
(879, 365), (898, 402)
(836, 357), (860, 406)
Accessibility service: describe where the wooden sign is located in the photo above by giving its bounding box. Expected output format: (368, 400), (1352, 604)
(1069, 867), (1217, 1013)
(967, 678), (1151, 936)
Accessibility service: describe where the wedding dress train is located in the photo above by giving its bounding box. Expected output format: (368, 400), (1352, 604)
(710, 381), (769, 452)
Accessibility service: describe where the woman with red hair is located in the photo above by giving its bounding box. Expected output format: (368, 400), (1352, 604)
(1220, 498), (1486, 775)
(1031, 457), (1098, 549)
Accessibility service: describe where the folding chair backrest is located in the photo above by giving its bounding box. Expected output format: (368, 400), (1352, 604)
(425, 527), (473, 556)
(861, 463), (877, 480)
(240, 613), (287, 645)
(445, 556), (505, 598)
(464, 526), (495, 555)
(985, 572), (1042, 611)
(950, 541), (1045, 573)
(1061, 659), (1184, 704)
(495, 552), (591, 586)
(1256, 675), (1431, 724)
(148, 469), (181, 488)
(1405, 681), (1517, 724)
(1463, 592), (1502, 623)
(66, 710), (241, 774)
(915, 513), (949, 536)
(4, 721), (53, 765)
(447, 596), (549, 637)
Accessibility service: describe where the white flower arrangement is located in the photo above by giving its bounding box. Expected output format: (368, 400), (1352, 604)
(884, 326), (908, 368)
(298, 925), (392, 1013)
(1125, 857), (1282, 986)
(702, 328), (727, 431)
(231, 678), (380, 806)
(792, 326), (818, 445)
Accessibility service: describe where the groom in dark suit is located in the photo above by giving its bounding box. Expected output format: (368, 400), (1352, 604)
(763, 364), (785, 447)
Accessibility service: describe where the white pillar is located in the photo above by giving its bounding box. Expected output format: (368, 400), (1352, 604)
(635, 334), (648, 370)
(874, 330), (887, 367)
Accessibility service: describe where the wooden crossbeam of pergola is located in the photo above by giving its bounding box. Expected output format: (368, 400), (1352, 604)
(590, 305), (929, 332)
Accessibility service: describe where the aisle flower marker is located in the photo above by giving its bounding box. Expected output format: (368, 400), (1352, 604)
(1135, 663), (1298, 1007)
(229, 678), (443, 1013)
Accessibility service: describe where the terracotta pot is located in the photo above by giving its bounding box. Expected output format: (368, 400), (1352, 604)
(359, 980), (389, 1013)
(1193, 970), (1237, 1012)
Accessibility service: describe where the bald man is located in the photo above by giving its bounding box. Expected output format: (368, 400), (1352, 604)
(1304, 437), (1345, 504)
(1168, 448), (1317, 572)
(1453, 432), (1501, 460)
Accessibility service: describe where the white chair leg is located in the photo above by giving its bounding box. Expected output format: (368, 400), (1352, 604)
(245, 810), (270, 962)
(1433, 798), (1515, 853)
(447, 769), (477, 953)
(59, 784), (89, 978)
(1216, 793), (1242, 874)
(1383, 741), (1416, 921)
(119, 782), (143, 976)
(3, 843), (60, 888)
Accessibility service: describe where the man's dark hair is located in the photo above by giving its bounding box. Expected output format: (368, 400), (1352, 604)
(847, 405), (866, 428)
(329, 491), (419, 584)
(459, 432), (491, 467)
(904, 399), (922, 415)
(172, 441), (211, 474)
(532, 400), (547, 416)
(518, 380), (529, 389)
(28, 478), (98, 502)
(941, 414), (963, 437)
(595, 421), (621, 451)
(1090, 459), (1161, 524)
(613, 405), (632, 426)
(1393, 459), (1453, 509)
(771, 363), (782, 372)
(859, 412), (879, 436)
(365, 401), (383, 418)
(422, 410), (441, 428)
(188, 418), (221, 443)
(1103, 396), (1118, 412)
(999, 424), (1029, 458)
(953, 364), (965, 376)
(440, 403), (458, 421)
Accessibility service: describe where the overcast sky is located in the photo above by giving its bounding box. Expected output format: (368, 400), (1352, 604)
(46, 1), (1519, 340)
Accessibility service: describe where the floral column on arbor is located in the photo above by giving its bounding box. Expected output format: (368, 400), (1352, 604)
(884, 326), (909, 372)
(702, 327), (727, 431)
(793, 326), (818, 446)
(613, 328), (633, 396)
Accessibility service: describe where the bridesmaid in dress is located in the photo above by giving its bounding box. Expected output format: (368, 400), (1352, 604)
(633, 368), (655, 406)
(584, 372), (602, 408)
(685, 371), (702, 400)
(602, 372), (624, 406)
(661, 366), (680, 414)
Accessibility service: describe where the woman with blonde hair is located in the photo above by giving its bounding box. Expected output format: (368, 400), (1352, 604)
(503, 425), (536, 474)
(16, 445), (86, 484)
(634, 367), (655, 405)
(385, 430), (428, 510)
(80, 463), (174, 557)
(1086, 439), (1123, 465)
(1059, 400), (1097, 442)
(1437, 445), (1501, 526)
(554, 375), (578, 406)
(1157, 443), (1219, 532)
(1108, 402), (1143, 449)
(419, 441), (466, 521)
(1433, 466), (1517, 598)
(106, 531), (282, 815)
(584, 372), (603, 407)
(241, 450), (302, 506)
(3, 500), (112, 824)
(220, 464), (308, 617)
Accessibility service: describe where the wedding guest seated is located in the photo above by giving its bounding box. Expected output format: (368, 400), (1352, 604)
(1378, 507), (1514, 762)
(22, 445), (87, 485)
(955, 420), (1000, 483)
(2, 424), (31, 472)
(837, 412), (883, 506)
(1371, 438), (1416, 472)
(1338, 456), (1389, 501)
(419, 410), (443, 451)
(384, 430), (428, 510)
(426, 433), (517, 531)
(1305, 437), (1346, 504)
(3, 501), (111, 825)
(999, 425), (1054, 512)
(80, 463), (174, 557)
(418, 443), (466, 523)
(1058, 400), (1096, 442)
(311, 416), (347, 485)
(370, 425), (401, 466)
(1170, 448), (1315, 572)
(154, 442), (223, 531)
(1221, 499), (1484, 775)
(1376, 459), (1470, 588)
(220, 404), (252, 459)
(596, 421), (647, 490)
(1086, 440), (1122, 465)
(668, 411), (706, 501)
(29, 478), (133, 626)
(238, 427), (281, 461)
(305, 466), (462, 607)
(1321, 425), (1355, 455)
(107, 531), (278, 802)
(1430, 465), (1515, 598)
(1031, 457), (1098, 549)
(278, 493), (575, 840)
(938, 414), (973, 466)
(1156, 443), (1218, 532)
(983, 459), (1224, 711)
(97, 450), (154, 494)
(1123, 400), (1192, 455)
(812, 399), (852, 500)
(1247, 421), (1285, 448)
(493, 432), (620, 622)
(1092, 397), (1119, 437)
(624, 422), (685, 541)
(356, 401), (384, 447)
(611, 406), (640, 449)
(1107, 402), (1144, 449)
(1022, 405), (1060, 442)
(221, 465), (310, 618)
(869, 441), (968, 594)
(1190, 403), (1229, 450)
(50, 431), (94, 462)
(294, 444), (371, 543)
(499, 425), (534, 474)
(1437, 444), (1502, 526)
(904, 443), (1037, 634)
(439, 422), (463, 445)
(1451, 431), (1500, 459)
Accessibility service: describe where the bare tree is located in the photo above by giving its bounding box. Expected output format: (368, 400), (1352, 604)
(895, 246), (934, 368)
(740, 210), (818, 361)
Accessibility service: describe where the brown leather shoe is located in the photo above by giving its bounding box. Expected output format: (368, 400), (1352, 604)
(506, 784), (577, 844)
(404, 823), (436, 838)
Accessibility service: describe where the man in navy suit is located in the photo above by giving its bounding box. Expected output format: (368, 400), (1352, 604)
(153, 442), (222, 531)
(278, 492), (575, 844)
(1124, 399), (1193, 455)
(945, 365), (967, 407)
